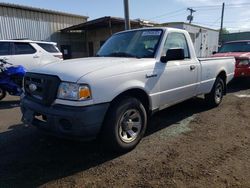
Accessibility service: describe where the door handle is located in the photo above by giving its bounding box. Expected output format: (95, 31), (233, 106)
(146, 73), (158, 78)
(33, 55), (40, 58)
(190, 65), (196, 71)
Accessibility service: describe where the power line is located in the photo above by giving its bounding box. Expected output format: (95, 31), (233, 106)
(192, 3), (250, 8)
(210, 17), (222, 27)
(192, 22), (219, 26)
(195, 6), (250, 12)
(195, 8), (222, 11)
(194, 19), (250, 24)
(148, 2), (250, 21)
(147, 2), (250, 31)
(164, 12), (186, 19)
(148, 8), (185, 20)
(192, 22), (250, 29)
(150, 12), (186, 22)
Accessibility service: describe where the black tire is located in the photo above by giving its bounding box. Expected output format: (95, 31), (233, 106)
(101, 97), (147, 152)
(0, 87), (6, 101)
(205, 77), (225, 107)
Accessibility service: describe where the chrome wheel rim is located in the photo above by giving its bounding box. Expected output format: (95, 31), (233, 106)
(118, 109), (142, 143)
(215, 83), (223, 103)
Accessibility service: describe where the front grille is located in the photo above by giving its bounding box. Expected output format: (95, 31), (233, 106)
(24, 73), (60, 105)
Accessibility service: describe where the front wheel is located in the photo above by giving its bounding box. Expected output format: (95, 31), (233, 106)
(205, 77), (225, 107)
(101, 97), (147, 152)
(0, 87), (6, 101)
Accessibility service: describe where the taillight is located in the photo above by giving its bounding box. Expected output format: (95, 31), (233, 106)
(54, 55), (63, 60)
(236, 59), (250, 68)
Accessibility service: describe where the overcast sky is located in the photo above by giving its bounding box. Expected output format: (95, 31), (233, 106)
(1, 0), (250, 32)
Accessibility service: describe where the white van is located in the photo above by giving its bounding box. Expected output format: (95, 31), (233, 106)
(0, 40), (63, 70)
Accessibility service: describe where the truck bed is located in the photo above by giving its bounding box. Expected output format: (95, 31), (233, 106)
(197, 56), (235, 95)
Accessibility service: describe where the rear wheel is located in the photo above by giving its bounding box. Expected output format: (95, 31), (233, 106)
(205, 77), (224, 107)
(101, 97), (147, 152)
(0, 87), (6, 101)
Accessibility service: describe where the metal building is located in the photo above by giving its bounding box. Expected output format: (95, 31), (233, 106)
(0, 3), (88, 58)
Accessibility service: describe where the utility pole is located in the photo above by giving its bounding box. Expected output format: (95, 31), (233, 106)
(187, 8), (196, 24)
(124, 0), (131, 30)
(220, 2), (225, 35)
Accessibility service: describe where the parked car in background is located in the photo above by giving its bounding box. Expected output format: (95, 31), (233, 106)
(213, 40), (250, 78)
(21, 28), (235, 152)
(0, 40), (63, 70)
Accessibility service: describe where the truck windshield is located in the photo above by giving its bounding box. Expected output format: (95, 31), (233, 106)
(97, 29), (163, 58)
(219, 42), (250, 53)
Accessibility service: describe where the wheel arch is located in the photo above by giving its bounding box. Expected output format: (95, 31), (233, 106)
(110, 88), (151, 114)
(216, 70), (227, 94)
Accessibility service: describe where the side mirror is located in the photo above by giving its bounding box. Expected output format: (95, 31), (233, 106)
(212, 51), (217, 55)
(160, 48), (185, 63)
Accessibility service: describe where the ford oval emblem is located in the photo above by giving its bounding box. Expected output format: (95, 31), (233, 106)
(29, 83), (37, 92)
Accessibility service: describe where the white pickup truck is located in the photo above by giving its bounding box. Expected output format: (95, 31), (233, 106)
(21, 27), (235, 152)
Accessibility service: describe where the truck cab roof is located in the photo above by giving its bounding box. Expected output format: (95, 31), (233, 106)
(115, 27), (188, 35)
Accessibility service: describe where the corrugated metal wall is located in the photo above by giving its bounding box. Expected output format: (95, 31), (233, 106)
(221, 32), (250, 44)
(0, 6), (86, 41)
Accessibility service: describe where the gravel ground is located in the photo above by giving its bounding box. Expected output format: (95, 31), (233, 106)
(0, 80), (250, 188)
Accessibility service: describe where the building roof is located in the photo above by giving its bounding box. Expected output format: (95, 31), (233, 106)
(0, 2), (88, 19)
(61, 16), (156, 32)
(160, 22), (219, 32)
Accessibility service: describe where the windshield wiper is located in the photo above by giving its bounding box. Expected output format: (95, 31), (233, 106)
(105, 52), (140, 58)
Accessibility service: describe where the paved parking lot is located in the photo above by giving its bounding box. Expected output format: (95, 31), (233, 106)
(0, 80), (250, 188)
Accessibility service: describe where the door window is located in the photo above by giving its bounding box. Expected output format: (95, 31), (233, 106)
(14, 42), (36, 55)
(0, 42), (11, 56)
(37, 43), (60, 53)
(162, 32), (190, 58)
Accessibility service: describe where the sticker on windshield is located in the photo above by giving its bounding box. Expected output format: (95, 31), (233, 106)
(142, 30), (162, 36)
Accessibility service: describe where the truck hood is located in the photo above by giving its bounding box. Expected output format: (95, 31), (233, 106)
(213, 52), (250, 59)
(30, 57), (143, 82)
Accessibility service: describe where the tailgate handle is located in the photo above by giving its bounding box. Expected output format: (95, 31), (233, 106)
(190, 65), (196, 71)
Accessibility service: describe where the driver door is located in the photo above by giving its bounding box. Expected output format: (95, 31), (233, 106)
(157, 32), (199, 109)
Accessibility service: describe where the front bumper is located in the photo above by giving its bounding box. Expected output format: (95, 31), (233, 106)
(20, 97), (109, 140)
(235, 67), (250, 77)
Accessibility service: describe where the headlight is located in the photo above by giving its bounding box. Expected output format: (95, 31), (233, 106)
(57, 82), (91, 101)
